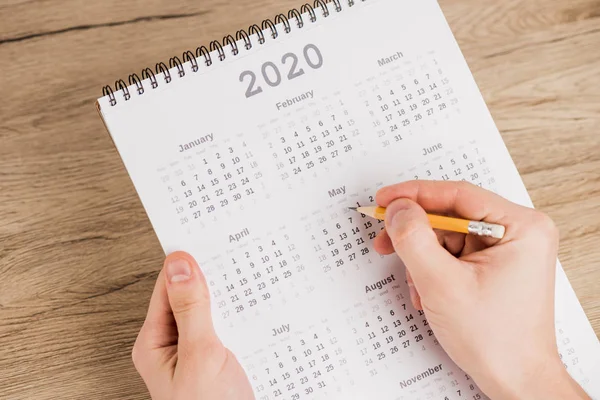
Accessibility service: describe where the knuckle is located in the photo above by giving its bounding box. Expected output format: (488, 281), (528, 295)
(521, 211), (559, 253)
(391, 218), (437, 255)
(182, 337), (227, 371)
(131, 338), (145, 371)
(457, 180), (474, 190)
(391, 219), (424, 249)
(172, 293), (209, 315)
(454, 180), (477, 195)
(530, 211), (559, 238)
(172, 297), (197, 315)
(199, 337), (225, 359)
(206, 342), (228, 369)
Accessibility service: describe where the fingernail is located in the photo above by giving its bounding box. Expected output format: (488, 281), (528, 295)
(166, 257), (192, 283)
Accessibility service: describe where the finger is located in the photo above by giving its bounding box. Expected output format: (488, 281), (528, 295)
(373, 228), (395, 255)
(163, 251), (219, 356)
(434, 230), (465, 256)
(376, 180), (523, 231)
(385, 198), (463, 292)
(462, 235), (489, 256)
(375, 228), (464, 270)
(373, 229), (466, 268)
(406, 269), (422, 310)
(139, 270), (177, 347)
(132, 270), (177, 377)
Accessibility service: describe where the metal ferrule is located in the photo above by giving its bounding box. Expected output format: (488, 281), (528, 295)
(467, 221), (494, 237)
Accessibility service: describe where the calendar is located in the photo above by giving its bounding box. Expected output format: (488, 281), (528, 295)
(97, 0), (600, 398)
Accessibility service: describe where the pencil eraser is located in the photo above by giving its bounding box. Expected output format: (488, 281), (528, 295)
(490, 224), (505, 239)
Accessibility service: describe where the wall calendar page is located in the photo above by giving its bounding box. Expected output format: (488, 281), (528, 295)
(98, 0), (600, 398)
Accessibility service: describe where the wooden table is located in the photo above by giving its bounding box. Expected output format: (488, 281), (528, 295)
(1, 0), (598, 398)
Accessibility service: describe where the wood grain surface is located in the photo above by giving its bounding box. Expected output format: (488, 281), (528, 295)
(0, 0), (599, 398)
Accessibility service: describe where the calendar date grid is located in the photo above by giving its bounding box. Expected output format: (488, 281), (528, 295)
(346, 289), (436, 378)
(357, 53), (461, 151)
(158, 135), (265, 231)
(244, 322), (351, 400)
(261, 91), (363, 186)
(204, 227), (315, 325)
(305, 199), (384, 280)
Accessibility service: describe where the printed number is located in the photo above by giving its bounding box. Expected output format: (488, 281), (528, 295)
(282, 53), (305, 79)
(261, 61), (282, 87)
(239, 44), (323, 98)
(303, 44), (323, 69)
(239, 71), (263, 98)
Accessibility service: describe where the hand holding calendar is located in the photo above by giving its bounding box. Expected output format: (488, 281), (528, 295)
(99, 0), (600, 398)
(132, 251), (254, 400)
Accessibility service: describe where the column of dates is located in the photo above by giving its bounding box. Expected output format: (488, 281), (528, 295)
(556, 321), (592, 389)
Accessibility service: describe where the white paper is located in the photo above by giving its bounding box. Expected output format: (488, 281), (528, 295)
(98, 0), (600, 398)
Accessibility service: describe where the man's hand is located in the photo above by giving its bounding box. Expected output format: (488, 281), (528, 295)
(374, 181), (590, 400)
(132, 251), (254, 400)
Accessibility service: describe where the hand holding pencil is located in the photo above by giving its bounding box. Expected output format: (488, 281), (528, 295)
(369, 180), (588, 400)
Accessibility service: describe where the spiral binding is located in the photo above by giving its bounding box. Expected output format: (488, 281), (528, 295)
(102, 0), (360, 106)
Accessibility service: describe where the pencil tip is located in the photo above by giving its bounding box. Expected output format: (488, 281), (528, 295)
(348, 207), (357, 211)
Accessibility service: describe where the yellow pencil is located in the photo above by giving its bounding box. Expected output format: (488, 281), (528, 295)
(349, 206), (505, 239)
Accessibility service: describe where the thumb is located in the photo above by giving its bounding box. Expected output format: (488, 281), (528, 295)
(164, 251), (218, 350)
(385, 198), (459, 291)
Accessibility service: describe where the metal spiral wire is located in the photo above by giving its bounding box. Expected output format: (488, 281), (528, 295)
(101, 0), (356, 105)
